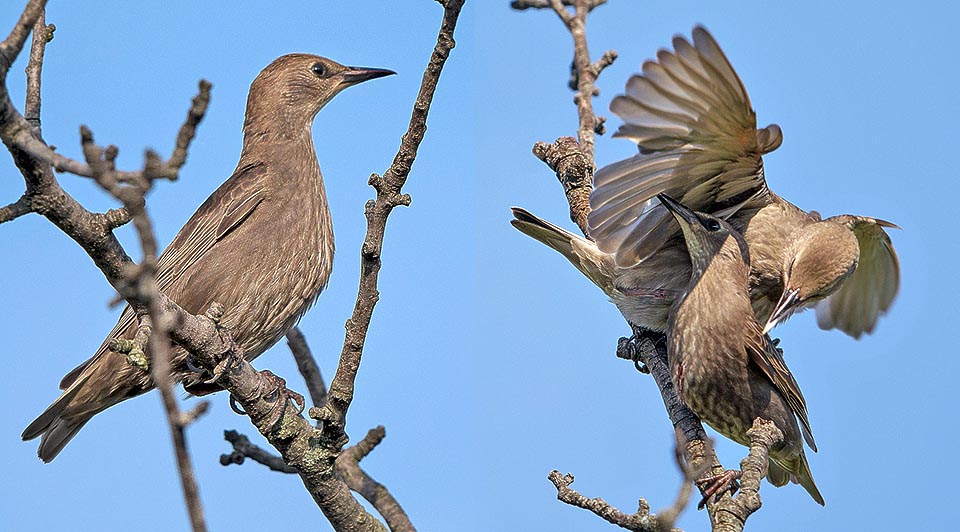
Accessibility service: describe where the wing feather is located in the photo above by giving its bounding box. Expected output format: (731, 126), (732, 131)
(590, 26), (775, 267)
(59, 163), (268, 390)
(747, 323), (816, 451)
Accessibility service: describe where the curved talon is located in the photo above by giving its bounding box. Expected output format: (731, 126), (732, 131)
(185, 354), (204, 375)
(287, 388), (306, 415)
(633, 358), (650, 374)
(696, 469), (742, 510)
(229, 394), (247, 415)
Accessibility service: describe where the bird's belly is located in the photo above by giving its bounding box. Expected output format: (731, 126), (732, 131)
(681, 368), (754, 447)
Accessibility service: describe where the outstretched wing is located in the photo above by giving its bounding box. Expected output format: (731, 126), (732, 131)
(746, 322), (817, 451)
(816, 216), (900, 338)
(58, 162), (268, 390)
(589, 26), (776, 267)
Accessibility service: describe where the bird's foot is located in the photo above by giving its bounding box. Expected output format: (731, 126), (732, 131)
(616, 329), (665, 374)
(243, 370), (306, 430)
(696, 469), (741, 510)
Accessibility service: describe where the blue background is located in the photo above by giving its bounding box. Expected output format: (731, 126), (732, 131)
(0, 1), (953, 531)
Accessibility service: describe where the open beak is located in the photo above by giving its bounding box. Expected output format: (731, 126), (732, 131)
(341, 66), (396, 85)
(763, 287), (801, 334)
(657, 193), (699, 228)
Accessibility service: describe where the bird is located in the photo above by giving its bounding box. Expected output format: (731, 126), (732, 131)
(22, 54), (395, 462)
(587, 26), (899, 338)
(659, 193), (823, 506)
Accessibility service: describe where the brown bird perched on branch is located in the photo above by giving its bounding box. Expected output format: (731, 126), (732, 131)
(518, 26), (898, 338)
(22, 54), (395, 462)
(589, 26), (899, 337)
(659, 193), (823, 506)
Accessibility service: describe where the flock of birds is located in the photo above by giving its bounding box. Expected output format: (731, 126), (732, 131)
(16, 23), (901, 509)
(512, 26), (900, 505)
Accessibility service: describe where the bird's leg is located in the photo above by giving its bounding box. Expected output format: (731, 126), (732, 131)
(695, 469), (742, 510)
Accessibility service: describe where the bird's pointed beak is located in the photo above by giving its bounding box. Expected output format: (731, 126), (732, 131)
(657, 193), (699, 229)
(763, 287), (801, 334)
(341, 66), (396, 85)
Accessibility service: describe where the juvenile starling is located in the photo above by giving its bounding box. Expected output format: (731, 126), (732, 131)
(660, 193), (823, 506)
(588, 26), (900, 338)
(22, 54), (395, 462)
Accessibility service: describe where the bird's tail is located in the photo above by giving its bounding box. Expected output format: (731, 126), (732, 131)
(22, 373), (98, 463)
(510, 207), (616, 294)
(769, 452), (825, 506)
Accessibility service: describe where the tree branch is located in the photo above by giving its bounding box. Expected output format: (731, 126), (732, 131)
(336, 427), (416, 532)
(286, 326), (327, 406)
(312, 0), (465, 453)
(707, 419), (780, 532)
(511, 0), (615, 235)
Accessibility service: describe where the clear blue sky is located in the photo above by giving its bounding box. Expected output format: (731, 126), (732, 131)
(0, 1), (953, 531)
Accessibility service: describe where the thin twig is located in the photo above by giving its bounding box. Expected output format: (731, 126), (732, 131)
(286, 326), (327, 406)
(511, 0), (606, 10)
(220, 430), (297, 473)
(23, 9), (51, 135)
(313, 0), (465, 450)
(512, 0), (615, 235)
(0, 0), (45, 77)
(79, 82), (213, 532)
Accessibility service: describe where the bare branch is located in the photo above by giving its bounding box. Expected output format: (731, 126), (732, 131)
(516, 0), (615, 235)
(707, 420), (781, 532)
(220, 430), (297, 474)
(0, 0), (45, 77)
(337, 427), (416, 532)
(23, 10), (52, 134)
(547, 470), (677, 532)
(0, 194), (31, 223)
(286, 326), (327, 406)
(314, 0), (465, 451)
(79, 84), (213, 532)
(511, 0), (606, 12)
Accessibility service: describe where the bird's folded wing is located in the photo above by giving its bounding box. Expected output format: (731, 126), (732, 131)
(58, 163), (268, 391)
(816, 216), (900, 338)
(589, 26), (775, 267)
(746, 322), (817, 452)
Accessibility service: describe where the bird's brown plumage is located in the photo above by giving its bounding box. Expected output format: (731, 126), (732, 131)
(22, 54), (395, 462)
(660, 194), (823, 505)
(585, 26), (899, 338)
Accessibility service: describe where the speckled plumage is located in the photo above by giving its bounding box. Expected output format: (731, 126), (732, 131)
(22, 54), (394, 462)
(660, 194), (823, 506)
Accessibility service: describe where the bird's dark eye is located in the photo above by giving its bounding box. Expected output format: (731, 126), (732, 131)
(311, 63), (326, 77)
(704, 218), (721, 232)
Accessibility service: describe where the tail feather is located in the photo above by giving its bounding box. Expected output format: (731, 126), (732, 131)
(769, 453), (825, 506)
(510, 207), (616, 293)
(22, 373), (95, 462)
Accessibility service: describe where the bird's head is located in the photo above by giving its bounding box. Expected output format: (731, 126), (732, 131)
(244, 54), (395, 135)
(762, 221), (859, 333)
(657, 193), (748, 274)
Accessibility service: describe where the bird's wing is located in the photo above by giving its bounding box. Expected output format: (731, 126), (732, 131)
(815, 216), (900, 338)
(589, 26), (776, 267)
(747, 322), (817, 451)
(58, 162), (268, 390)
